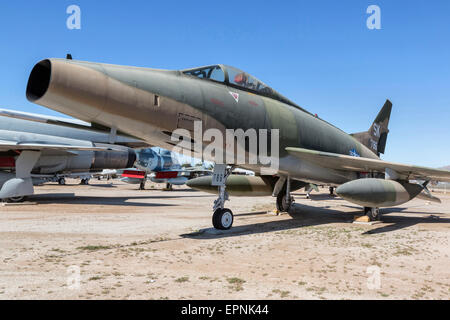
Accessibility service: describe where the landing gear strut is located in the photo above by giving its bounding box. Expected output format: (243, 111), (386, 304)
(139, 173), (147, 190)
(212, 166), (233, 230)
(165, 183), (173, 191)
(276, 176), (294, 213)
(329, 187), (335, 196)
(364, 207), (381, 221)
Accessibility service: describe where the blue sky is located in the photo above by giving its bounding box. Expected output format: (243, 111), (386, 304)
(0, 0), (449, 167)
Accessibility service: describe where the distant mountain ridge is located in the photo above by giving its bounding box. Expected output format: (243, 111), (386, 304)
(440, 166), (450, 171)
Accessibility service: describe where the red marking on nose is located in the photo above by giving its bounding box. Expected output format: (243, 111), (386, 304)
(249, 101), (259, 106)
(210, 98), (224, 106)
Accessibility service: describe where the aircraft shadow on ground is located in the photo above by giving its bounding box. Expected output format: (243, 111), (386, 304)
(85, 183), (117, 188)
(157, 188), (200, 193)
(182, 203), (357, 239)
(182, 202), (450, 239)
(127, 187), (200, 193)
(28, 193), (210, 207)
(44, 183), (117, 188)
(363, 208), (450, 235)
(306, 194), (344, 201)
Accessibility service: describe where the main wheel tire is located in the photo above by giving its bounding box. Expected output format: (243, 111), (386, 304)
(276, 193), (293, 212)
(7, 196), (25, 203)
(364, 207), (381, 221)
(58, 178), (66, 185)
(212, 208), (234, 230)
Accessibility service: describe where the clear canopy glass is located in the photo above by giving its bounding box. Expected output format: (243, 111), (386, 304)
(182, 64), (298, 107)
(182, 65), (225, 82)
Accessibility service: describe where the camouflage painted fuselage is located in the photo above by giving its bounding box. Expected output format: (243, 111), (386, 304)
(27, 59), (379, 185)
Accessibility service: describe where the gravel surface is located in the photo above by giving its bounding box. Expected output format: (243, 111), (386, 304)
(1, 180), (449, 299)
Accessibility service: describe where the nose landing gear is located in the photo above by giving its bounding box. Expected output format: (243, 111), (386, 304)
(211, 165), (234, 230)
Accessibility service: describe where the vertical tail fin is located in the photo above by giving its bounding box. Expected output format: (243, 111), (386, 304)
(351, 100), (392, 156)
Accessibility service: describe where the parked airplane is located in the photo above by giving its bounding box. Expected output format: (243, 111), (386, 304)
(0, 109), (148, 202)
(26, 59), (450, 229)
(120, 147), (211, 190)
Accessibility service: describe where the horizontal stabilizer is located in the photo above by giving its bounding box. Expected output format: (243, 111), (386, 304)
(415, 190), (441, 203)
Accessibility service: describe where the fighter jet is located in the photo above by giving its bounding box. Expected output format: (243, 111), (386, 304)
(26, 59), (450, 229)
(120, 147), (211, 190)
(0, 108), (148, 202)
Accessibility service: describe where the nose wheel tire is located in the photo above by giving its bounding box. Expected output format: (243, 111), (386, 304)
(58, 178), (66, 185)
(364, 207), (381, 221)
(212, 208), (234, 230)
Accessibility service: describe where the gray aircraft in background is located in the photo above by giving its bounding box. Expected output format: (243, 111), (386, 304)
(0, 109), (148, 202)
(120, 147), (212, 190)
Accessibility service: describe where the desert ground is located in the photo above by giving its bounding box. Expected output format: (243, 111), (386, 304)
(0, 179), (449, 300)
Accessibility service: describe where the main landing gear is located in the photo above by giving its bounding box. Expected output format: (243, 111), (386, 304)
(364, 207), (381, 221)
(329, 187), (335, 196)
(276, 192), (294, 212)
(165, 183), (173, 191)
(275, 176), (294, 214)
(138, 173), (148, 190)
(212, 166), (233, 230)
(4, 196), (25, 203)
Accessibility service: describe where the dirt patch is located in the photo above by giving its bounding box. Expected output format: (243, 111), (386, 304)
(0, 180), (449, 299)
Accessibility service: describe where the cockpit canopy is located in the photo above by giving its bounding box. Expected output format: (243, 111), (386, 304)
(182, 65), (298, 107)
